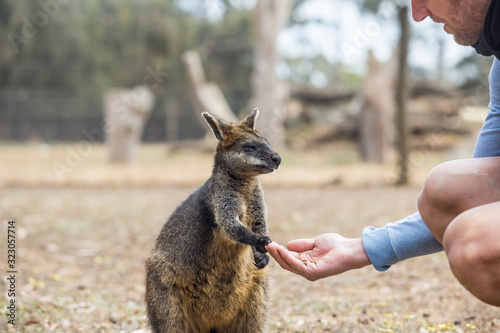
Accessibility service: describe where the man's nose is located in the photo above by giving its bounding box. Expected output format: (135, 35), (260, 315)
(411, 0), (431, 22)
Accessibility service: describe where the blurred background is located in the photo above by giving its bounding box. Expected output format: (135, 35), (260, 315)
(0, 0), (493, 176)
(2, 1), (500, 332)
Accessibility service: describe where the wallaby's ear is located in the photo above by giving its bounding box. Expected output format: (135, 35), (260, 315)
(241, 108), (259, 130)
(202, 112), (227, 141)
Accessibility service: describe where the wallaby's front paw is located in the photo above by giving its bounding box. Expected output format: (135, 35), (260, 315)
(255, 236), (271, 253)
(253, 252), (269, 269)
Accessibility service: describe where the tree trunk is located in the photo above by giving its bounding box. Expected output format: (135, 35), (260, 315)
(359, 50), (398, 163)
(182, 50), (238, 129)
(250, 0), (292, 149)
(104, 86), (154, 163)
(395, 6), (411, 185)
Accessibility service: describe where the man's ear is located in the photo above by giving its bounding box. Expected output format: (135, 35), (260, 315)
(241, 108), (259, 130)
(202, 112), (228, 141)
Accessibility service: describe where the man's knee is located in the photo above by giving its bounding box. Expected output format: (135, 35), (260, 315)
(418, 160), (465, 240)
(418, 158), (500, 241)
(443, 204), (500, 306)
(419, 159), (473, 207)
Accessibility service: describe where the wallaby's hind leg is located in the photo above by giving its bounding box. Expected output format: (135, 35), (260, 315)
(146, 287), (189, 333)
(146, 267), (194, 333)
(220, 278), (269, 333)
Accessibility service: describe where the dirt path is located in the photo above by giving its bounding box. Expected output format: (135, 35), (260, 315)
(1, 187), (498, 332)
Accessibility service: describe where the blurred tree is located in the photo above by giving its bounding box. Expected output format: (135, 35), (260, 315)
(353, 0), (410, 177)
(395, 5), (410, 184)
(0, 0), (255, 141)
(356, 0), (385, 14)
(280, 0), (343, 89)
(200, 4), (255, 114)
(0, 0), (16, 87)
(250, 0), (292, 148)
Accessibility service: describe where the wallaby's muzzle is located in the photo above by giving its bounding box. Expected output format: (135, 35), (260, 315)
(269, 152), (281, 171)
(255, 148), (281, 174)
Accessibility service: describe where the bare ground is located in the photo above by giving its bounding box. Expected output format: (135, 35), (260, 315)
(0, 143), (499, 332)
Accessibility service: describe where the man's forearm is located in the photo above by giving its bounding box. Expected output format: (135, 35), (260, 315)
(362, 211), (444, 271)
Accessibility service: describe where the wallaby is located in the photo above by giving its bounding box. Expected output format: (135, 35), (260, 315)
(145, 108), (281, 333)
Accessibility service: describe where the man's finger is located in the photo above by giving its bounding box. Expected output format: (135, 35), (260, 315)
(267, 243), (295, 271)
(276, 245), (310, 275)
(287, 238), (316, 252)
(266, 242), (289, 267)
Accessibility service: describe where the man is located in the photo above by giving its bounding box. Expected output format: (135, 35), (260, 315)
(266, 0), (500, 307)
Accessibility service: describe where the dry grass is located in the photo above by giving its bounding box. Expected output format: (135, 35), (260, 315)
(0, 141), (444, 188)
(0, 142), (498, 332)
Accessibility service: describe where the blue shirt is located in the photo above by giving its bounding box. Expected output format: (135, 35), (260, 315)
(362, 58), (500, 271)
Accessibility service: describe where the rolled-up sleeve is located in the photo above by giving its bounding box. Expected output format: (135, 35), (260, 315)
(362, 212), (443, 271)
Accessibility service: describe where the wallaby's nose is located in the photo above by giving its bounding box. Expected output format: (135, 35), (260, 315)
(271, 153), (281, 167)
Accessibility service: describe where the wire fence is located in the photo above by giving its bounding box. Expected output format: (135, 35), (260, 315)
(0, 89), (206, 142)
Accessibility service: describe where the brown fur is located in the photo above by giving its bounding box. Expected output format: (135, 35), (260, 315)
(145, 109), (281, 333)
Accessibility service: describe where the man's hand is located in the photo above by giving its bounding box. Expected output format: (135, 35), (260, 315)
(265, 233), (371, 281)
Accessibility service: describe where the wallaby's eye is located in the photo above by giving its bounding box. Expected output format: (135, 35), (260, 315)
(244, 145), (256, 152)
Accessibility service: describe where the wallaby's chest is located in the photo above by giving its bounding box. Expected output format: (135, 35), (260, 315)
(213, 189), (263, 227)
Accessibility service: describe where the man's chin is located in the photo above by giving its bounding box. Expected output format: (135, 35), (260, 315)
(451, 30), (483, 46)
(453, 35), (477, 46)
